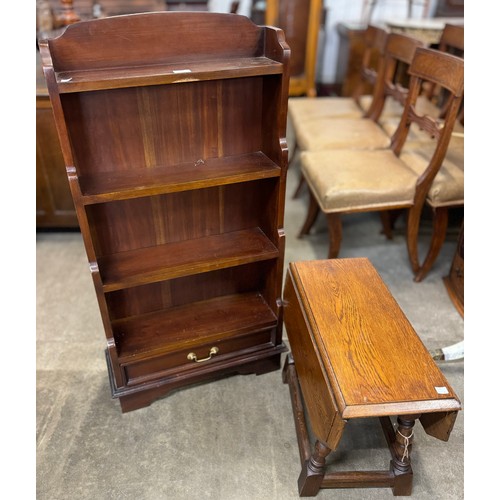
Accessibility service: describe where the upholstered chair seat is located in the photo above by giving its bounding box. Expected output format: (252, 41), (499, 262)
(292, 94), (444, 152)
(288, 96), (365, 123)
(300, 149), (418, 213)
(401, 136), (464, 207)
(295, 117), (392, 151)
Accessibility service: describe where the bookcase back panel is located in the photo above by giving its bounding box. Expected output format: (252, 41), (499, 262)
(87, 180), (277, 256)
(219, 77), (263, 157)
(62, 77), (267, 176)
(105, 262), (274, 320)
(221, 179), (278, 235)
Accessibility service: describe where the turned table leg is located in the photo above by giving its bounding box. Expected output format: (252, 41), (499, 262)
(391, 415), (419, 496)
(298, 439), (331, 497)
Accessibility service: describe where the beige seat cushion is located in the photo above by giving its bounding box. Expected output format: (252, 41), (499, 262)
(295, 118), (391, 151)
(288, 96), (365, 126)
(400, 137), (464, 207)
(358, 95), (373, 114)
(301, 149), (418, 213)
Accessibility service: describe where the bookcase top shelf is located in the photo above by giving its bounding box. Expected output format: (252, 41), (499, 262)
(54, 57), (283, 93)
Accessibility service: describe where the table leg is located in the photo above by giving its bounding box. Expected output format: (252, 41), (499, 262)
(391, 415), (418, 496)
(298, 439), (331, 497)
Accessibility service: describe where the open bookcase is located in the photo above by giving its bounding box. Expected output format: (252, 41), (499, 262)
(39, 12), (291, 412)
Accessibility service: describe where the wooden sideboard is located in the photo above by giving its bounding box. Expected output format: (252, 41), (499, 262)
(36, 50), (79, 229)
(443, 222), (464, 317)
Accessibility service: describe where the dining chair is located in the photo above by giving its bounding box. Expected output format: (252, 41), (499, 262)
(289, 32), (424, 201)
(287, 24), (388, 127)
(297, 47), (464, 281)
(291, 32), (424, 154)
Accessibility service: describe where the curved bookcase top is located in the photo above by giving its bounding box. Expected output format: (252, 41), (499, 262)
(39, 12), (289, 74)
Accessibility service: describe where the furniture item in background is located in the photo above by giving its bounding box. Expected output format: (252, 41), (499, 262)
(443, 221), (464, 317)
(292, 33), (423, 155)
(335, 16), (462, 97)
(298, 47), (464, 281)
(266, 0), (322, 97)
(288, 24), (387, 198)
(422, 23), (464, 105)
(282, 258), (461, 496)
(288, 25), (387, 128)
(335, 22), (371, 97)
(434, 0), (463, 17)
(54, 0), (81, 24)
(374, 23), (463, 268)
(35, 1), (203, 230)
(36, 50), (79, 228)
(361, 0), (431, 24)
(39, 11), (291, 412)
(379, 22), (464, 139)
(97, 0), (168, 15)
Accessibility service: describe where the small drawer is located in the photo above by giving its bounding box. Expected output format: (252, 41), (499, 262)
(123, 329), (274, 385)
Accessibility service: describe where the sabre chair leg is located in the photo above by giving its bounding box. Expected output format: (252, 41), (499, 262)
(414, 207), (449, 282)
(298, 190), (321, 238)
(326, 213), (342, 259)
(406, 205), (424, 275)
(293, 173), (306, 199)
(380, 209), (404, 239)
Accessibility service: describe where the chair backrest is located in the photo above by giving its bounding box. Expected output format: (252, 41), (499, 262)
(424, 23), (464, 116)
(438, 23), (464, 56)
(366, 32), (424, 121)
(391, 47), (464, 199)
(350, 25), (388, 106)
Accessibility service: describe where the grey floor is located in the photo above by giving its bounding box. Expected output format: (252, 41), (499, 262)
(36, 147), (464, 499)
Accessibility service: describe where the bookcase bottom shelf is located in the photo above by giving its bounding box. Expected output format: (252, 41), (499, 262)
(105, 343), (288, 413)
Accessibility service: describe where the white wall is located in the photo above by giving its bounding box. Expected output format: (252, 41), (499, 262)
(208, 0), (441, 84)
(319, 0), (439, 84)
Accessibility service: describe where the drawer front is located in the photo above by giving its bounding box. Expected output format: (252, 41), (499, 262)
(123, 329), (273, 385)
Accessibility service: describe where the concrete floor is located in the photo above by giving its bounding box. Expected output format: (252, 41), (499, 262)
(36, 150), (464, 499)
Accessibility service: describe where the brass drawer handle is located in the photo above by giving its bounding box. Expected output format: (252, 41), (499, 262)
(187, 346), (219, 363)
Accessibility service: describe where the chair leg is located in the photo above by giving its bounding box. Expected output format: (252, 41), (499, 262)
(406, 205), (423, 275)
(293, 173), (306, 199)
(379, 209), (404, 239)
(414, 207), (449, 282)
(326, 213), (342, 259)
(298, 190), (320, 238)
